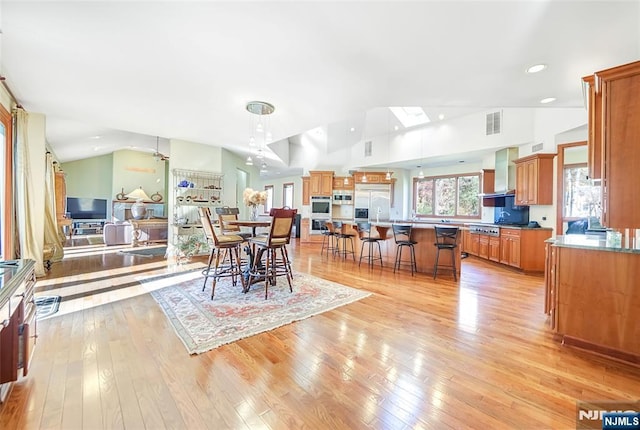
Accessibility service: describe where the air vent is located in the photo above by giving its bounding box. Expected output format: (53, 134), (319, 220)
(532, 143), (544, 152)
(364, 141), (372, 157)
(486, 111), (501, 135)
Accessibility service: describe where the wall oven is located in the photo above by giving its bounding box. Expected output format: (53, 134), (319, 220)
(310, 218), (329, 235)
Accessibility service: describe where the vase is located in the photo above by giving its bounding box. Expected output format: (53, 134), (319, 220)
(249, 206), (258, 221)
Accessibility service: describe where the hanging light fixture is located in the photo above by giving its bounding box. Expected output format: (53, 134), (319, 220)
(361, 172), (368, 183)
(246, 101), (275, 164)
(385, 169), (392, 181)
(343, 176), (349, 185)
(245, 156), (253, 166)
(417, 165), (424, 179)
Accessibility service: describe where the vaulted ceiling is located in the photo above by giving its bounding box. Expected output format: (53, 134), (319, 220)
(1, 1), (638, 175)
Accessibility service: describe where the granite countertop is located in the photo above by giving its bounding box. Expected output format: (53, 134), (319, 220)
(463, 222), (553, 230)
(547, 234), (640, 254)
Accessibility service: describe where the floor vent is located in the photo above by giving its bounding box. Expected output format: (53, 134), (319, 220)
(486, 111), (501, 135)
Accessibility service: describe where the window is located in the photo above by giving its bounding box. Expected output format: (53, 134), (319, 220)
(283, 183), (294, 208)
(413, 173), (480, 219)
(264, 185), (273, 214)
(563, 164), (601, 219)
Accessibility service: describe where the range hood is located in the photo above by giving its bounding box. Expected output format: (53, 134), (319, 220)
(483, 147), (519, 198)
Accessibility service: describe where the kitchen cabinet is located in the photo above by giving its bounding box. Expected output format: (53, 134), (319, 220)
(353, 172), (394, 184)
(333, 177), (354, 190)
(488, 236), (501, 262)
(500, 228), (521, 267)
(514, 153), (555, 205)
(544, 241), (558, 330)
(302, 176), (310, 205)
(481, 169), (500, 207)
(595, 60), (640, 228)
(0, 260), (37, 403)
(582, 75), (603, 180)
(478, 234), (489, 259)
(309, 171), (333, 196)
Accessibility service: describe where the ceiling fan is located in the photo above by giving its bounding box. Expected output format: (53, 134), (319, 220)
(153, 136), (169, 161)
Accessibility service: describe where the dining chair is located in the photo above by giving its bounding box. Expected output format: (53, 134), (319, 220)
(433, 226), (459, 280)
(198, 207), (246, 299)
(215, 206), (252, 240)
(247, 207), (297, 299)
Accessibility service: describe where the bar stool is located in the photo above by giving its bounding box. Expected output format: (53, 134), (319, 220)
(357, 222), (383, 267)
(333, 221), (356, 260)
(433, 226), (459, 281)
(392, 224), (417, 275)
(320, 221), (338, 256)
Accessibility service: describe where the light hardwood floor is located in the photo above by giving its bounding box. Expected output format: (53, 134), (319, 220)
(1, 237), (639, 429)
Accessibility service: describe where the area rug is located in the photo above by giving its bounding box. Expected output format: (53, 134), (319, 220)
(150, 272), (371, 354)
(120, 246), (167, 257)
(35, 295), (61, 320)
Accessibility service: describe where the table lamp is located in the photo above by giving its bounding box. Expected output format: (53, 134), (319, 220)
(126, 186), (151, 219)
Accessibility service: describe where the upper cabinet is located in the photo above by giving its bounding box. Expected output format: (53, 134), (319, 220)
(309, 171), (333, 196)
(302, 176), (310, 205)
(352, 172), (394, 184)
(582, 75), (603, 180)
(333, 177), (354, 190)
(594, 60), (640, 228)
(514, 153), (555, 205)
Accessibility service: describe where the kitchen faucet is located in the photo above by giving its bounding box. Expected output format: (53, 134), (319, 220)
(499, 210), (511, 222)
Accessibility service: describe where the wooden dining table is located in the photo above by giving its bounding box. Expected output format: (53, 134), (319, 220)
(225, 219), (271, 237)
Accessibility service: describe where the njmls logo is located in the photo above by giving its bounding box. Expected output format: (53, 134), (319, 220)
(577, 401), (640, 430)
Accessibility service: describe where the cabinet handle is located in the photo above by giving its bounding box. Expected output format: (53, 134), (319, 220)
(1, 319), (9, 328)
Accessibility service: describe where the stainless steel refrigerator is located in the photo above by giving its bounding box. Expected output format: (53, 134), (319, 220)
(354, 184), (391, 222)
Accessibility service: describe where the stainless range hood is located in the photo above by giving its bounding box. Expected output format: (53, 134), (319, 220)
(483, 147), (519, 198)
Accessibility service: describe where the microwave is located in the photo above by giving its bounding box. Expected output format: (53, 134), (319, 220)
(311, 196), (331, 216)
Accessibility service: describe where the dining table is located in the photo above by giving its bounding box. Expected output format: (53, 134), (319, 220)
(225, 219), (271, 237)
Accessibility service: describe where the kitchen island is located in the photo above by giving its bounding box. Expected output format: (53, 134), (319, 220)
(545, 235), (640, 364)
(338, 221), (463, 276)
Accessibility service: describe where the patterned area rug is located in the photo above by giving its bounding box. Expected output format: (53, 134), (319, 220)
(150, 272), (371, 354)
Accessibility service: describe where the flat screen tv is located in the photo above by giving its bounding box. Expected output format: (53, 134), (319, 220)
(66, 197), (108, 220)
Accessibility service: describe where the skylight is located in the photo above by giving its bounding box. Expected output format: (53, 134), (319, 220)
(389, 107), (430, 128)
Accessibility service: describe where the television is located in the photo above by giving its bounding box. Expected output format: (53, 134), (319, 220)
(66, 197), (108, 220)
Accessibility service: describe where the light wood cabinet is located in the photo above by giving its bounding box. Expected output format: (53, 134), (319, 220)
(514, 153), (555, 205)
(582, 75), (603, 180)
(481, 169), (500, 207)
(333, 177), (354, 190)
(352, 172), (394, 184)
(478, 234), (489, 259)
(595, 60), (640, 228)
(302, 177), (310, 205)
(309, 171), (333, 196)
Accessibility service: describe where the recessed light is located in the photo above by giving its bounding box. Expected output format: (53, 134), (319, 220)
(91, 135), (101, 139)
(438, 114), (445, 120)
(350, 127), (355, 132)
(394, 125), (399, 131)
(526, 64), (547, 74)
(540, 97), (556, 104)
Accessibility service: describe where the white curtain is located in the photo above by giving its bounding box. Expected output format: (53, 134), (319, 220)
(15, 110), (45, 276)
(44, 152), (64, 261)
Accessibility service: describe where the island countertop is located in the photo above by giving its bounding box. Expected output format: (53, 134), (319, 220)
(547, 234), (640, 254)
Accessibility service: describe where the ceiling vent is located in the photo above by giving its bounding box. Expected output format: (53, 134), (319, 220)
(364, 140), (372, 157)
(532, 142), (544, 152)
(486, 111), (501, 135)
